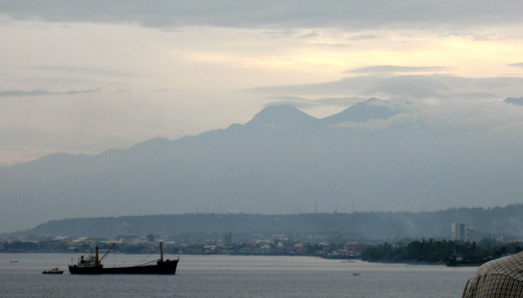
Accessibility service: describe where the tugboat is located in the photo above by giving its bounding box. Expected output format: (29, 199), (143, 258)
(446, 254), (490, 267)
(42, 267), (64, 274)
(69, 243), (178, 275)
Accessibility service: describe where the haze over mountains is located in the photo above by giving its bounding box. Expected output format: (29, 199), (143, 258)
(1, 98), (522, 233)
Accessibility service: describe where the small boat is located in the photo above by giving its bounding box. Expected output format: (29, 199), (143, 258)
(69, 242), (178, 275)
(446, 255), (490, 267)
(9, 260), (19, 263)
(42, 268), (64, 274)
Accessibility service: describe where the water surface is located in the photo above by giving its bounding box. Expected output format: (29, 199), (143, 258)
(0, 253), (475, 297)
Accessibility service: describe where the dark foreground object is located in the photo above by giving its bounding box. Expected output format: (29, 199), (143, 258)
(69, 259), (178, 274)
(462, 252), (523, 297)
(69, 243), (179, 275)
(446, 256), (491, 267)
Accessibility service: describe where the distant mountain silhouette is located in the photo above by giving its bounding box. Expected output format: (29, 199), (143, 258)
(245, 104), (319, 131)
(321, 98), (398, 125)
(1, 98), (522, 233)
(505, 97), (523, 106)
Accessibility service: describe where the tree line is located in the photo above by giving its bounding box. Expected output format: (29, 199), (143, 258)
(361, 238), (522, 264)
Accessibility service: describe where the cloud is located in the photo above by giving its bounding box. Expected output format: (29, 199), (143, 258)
(251, 75), (523, 102)
(1, 1), (523, 30)
(24, 65), (134, 77)
(346, 34), (379, 41)
(327, 97), (523, 142)
(346, 65), (447, 74)
(266, 95), (369, 109)
(151, 89), (173, 93)
(0, 88), (100, 98)
(364, 75), (450, 98)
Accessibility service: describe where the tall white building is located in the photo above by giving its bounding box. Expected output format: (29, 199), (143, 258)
(451, 222), (466, 242)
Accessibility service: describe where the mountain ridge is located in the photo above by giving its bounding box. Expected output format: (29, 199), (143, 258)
(1, 98), (522, 233)
(321, 98), (399, 125)
(4, 204), (522, 242)
(505, 97), (523, 106)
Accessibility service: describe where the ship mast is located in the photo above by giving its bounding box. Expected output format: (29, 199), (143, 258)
(95, 246), (99, 266)
(160, 242), (164, 263)
(94, 244), (115, 267)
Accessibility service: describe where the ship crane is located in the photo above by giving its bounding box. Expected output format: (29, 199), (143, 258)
(98, 243), (116, 265)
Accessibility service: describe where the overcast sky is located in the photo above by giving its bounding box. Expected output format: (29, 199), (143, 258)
(1, 1), (523, 166)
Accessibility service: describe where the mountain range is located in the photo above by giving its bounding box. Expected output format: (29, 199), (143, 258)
(1, 98), (522, 233)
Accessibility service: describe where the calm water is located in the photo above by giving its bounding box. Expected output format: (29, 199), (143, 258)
(0, 253), (476, 297)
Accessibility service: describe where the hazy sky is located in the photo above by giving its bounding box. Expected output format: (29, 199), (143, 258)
(1, 1), (523, 166)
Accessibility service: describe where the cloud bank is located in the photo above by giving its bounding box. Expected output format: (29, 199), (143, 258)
(0, 88), (100, 98)
(251, 74), (523, 102)
(346, 65), (447, 74)
(1, 1), (523, 29)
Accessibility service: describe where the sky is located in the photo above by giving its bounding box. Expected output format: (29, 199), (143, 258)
(1, 1), (523, 166)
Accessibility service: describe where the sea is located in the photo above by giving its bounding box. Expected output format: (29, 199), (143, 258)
(0, 253), (476, 297)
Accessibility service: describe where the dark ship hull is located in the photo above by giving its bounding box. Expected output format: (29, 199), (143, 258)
(43, 268), (64, 274)
(69, 259), (178, 275)
(446, 256), (491, 267)
(69, 243), (178, 275)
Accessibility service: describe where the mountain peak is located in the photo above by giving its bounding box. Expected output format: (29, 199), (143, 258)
(505, 97), (523, 106)
(245, 105), (318, 130)
(321, 98), (397, 125)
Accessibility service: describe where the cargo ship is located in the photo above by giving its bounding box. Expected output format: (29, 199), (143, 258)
(69, 243), (178, 274)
